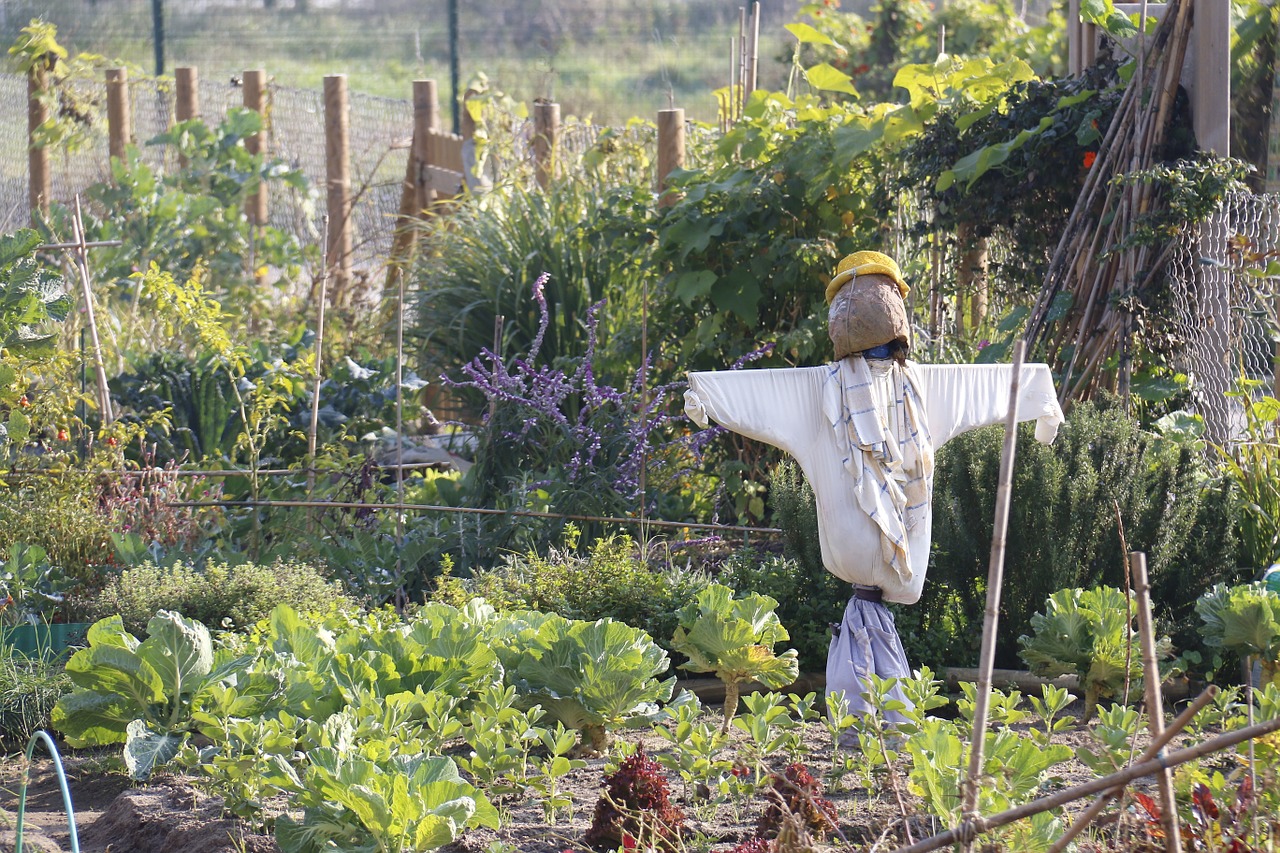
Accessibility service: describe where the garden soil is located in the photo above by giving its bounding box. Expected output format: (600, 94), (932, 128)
(0, 700), (1195, 853)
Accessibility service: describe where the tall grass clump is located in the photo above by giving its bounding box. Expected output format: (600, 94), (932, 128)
(411, 178), (658, 408)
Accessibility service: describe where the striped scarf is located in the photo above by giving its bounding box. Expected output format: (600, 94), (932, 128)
(821, 356), (934, 583)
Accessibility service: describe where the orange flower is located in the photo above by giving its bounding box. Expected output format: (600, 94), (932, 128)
(1083, 151), (1097, 169)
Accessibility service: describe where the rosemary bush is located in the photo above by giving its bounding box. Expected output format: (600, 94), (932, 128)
(931, 396), (1240, 667)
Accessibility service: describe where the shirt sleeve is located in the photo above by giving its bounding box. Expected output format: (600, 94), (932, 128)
(915, 363), (1065, 448)
(684, 367), (823, 457)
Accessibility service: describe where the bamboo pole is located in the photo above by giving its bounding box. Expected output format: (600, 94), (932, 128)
(324, 74), (351, 299)
(242, 70), (268, 226)
(533, 100), (559, 190)
(70, 196), (114, 424)
(1049, 685), (1217, 853)
(1130, 552), (1182, 852)
(959, 341), (1026, 836)
(737, 6), (747, 120)
(745, 1), (760, 97)
(105, 68), (131, 163)
(27, 67), (49, 224)
(894, 714), (1280, 853)
(306, 214), (330, 528)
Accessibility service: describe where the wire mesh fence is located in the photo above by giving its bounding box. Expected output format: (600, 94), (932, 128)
(1169, 192), (1280, 443)
(1, 69), (701, 274)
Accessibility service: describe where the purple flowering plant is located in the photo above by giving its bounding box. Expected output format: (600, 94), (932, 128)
(447, 273), (724, 531)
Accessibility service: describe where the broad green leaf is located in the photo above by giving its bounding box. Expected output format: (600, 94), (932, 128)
(51, 690), (137, 746)
(136, 610), (214, 702)
(64, 643), (165, 708)
(85, 615), (140, 652)
(123, 719), (186, 780)
(710, 273), (762, 324)
(804, 63), (858, 96)
(785, 22), (840, 47)
(672, 271), (718, 306)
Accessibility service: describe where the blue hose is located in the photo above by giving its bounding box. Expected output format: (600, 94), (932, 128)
(14, 729), (81, 853)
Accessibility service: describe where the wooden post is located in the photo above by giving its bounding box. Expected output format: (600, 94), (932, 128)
(657, 108), (685, 208)
(27, 67), (50, 224)
(324, 74), (351, 299)
(533, 101), (559, 190)
(385, 79), (439, 294)
(413, 79), (439, 215)
(1130, 552), (1183, 853)
(243, 69), (268, 226)
(105, 68), (131, 162)
(1193, 0), (1230, 155)
(174, 66), (198, 168)
(175, 66), (199, 123)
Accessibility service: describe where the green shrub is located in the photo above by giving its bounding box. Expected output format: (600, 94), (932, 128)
(930, 396), (1241, 668)
(85, 558), (356, 635)
(434, 533), (715, 654)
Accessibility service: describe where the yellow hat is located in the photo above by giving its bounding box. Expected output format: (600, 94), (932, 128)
(825, 250), (909, 304)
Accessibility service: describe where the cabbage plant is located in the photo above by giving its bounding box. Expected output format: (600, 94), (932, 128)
(670, 583), (800, 732)
(275, 752), (499, 853)
(1018, 586), (1168, 721)
(490, 611), (675, 753)
(1197, 582), (1280, 685)
(52, 611), (253, 779)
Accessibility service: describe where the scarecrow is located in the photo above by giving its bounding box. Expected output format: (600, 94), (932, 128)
(684, 251), (1065, 726)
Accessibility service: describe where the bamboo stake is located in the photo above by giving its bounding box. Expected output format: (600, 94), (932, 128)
(394, 200), (407, 608)
(1049, 685), (1218, 853)
(1130, 552), (1182, 852)
(71, 196), (114, 424)
(746, 2), (760, 97)
(306, 215), (331, 529)
(894, 714), (1280, 853)
(959, 341), (1025, 836)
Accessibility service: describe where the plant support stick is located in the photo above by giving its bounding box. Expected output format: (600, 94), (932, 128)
(959, 340), (1025, 840)
(1130, 551), (1181, 852)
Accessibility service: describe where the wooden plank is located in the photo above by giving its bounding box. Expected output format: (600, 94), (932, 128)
(423, 164), (463, 197)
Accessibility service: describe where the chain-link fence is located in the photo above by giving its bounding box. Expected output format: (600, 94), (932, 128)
(1169, 192), (1280, 443)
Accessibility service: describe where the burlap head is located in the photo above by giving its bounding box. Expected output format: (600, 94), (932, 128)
(826, 252), (911, 359)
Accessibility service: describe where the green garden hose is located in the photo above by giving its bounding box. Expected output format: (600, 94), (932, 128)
(14, 729), (81, 853)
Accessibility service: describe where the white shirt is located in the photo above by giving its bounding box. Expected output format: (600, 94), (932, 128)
(684, 359), (1064, 604)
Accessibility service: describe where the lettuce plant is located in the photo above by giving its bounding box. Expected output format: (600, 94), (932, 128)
(585, 746), (685, 852)
(670, 583), (800, 732)
(1018, 586), (1168, 720)
(490, 611), (676, 753)
(52, 611), (253, 779)
(1196, 582), (1280, 685)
